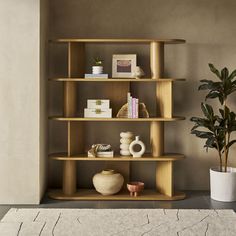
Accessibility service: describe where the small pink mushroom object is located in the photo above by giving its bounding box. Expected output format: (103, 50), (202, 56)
(127, 182), (144, 197)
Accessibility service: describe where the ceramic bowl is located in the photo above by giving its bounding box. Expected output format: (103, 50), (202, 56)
(127, 182), (144, 197)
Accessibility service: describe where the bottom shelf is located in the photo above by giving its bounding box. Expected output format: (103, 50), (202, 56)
(48, 189), (186, 201)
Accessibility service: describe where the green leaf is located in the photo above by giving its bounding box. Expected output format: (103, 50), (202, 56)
(201, 103), (214, 119)
(221, 67), (229, 82)
(226, 140), (236, 149)
(229, 69), (236, 81)
(205, 91), (219, 100)
(209, 63), (221, 80)
(191, 130), (214, 139)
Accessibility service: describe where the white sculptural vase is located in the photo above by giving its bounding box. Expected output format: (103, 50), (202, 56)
(93, 169), (124, 195)
(129, 136), (145, 158)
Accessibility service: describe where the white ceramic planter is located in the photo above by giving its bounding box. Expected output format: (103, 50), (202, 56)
(92, 66), (103, 74)
(210, 167), (236, 202)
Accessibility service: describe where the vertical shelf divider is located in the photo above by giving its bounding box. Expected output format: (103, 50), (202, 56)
(150, 41), (173, 197)
(63, 42), (85, 195)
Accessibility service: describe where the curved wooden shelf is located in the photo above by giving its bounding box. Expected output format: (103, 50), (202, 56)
(49, 78), (186, 82)
(49, 153), (185, 161)
(51, 38), (186, 44)
(49, 116), (185, 122)
(48, 189), (186, 201)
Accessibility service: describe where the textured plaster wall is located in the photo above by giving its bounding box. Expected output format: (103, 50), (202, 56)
(0, 0), (47, 203)
(48, 0), (236, 190)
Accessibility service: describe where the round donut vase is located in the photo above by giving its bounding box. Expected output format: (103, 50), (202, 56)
(129, 136), (145, 158)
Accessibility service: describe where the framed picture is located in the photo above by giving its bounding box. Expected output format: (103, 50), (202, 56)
(112, 54), (137, 78)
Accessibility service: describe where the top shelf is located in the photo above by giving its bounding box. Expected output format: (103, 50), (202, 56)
(51, 38), (186, 44)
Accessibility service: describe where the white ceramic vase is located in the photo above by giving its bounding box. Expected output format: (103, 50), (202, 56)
(210, 167), (236, 202)
(93, 169), (124, 195)
(92, 66), (103, 74)
(129, 136), (145, 158)
(120, 132), (133, 156)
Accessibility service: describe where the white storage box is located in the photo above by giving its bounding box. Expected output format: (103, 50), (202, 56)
(88, 151), (114, 158)
(84, 108), (112, 118)
(87, 99), (110, 109)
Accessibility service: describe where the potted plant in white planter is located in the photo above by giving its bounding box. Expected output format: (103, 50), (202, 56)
(191, 63), (236, 202)
(92, 57), (103, 75)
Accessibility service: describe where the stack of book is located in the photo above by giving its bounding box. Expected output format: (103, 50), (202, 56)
(127, 92), (139, 118)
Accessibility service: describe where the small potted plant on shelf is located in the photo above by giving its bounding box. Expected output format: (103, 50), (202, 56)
(92, 57), (103, 75)
(191, 63), (236, 202)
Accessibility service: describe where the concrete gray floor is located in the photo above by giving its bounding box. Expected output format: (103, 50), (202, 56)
(0, 191), (236, 220)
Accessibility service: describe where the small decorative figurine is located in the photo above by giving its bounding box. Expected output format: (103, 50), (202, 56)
(120, 132), (133, 156)
(129, 136), (145, 158)
(132, 66), (145, 78)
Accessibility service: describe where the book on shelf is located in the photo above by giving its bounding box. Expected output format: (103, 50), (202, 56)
(84, 74), (108, 78)
(127, 92), (139, 118)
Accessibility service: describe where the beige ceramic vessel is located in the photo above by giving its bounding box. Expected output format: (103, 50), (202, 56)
(93, 169), (124, 195)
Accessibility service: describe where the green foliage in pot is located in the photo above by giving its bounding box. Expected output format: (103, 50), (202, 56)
(190, 64), (236, 172)
(93, 57), (103, 66)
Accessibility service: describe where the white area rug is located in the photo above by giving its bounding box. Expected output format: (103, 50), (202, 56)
(1, 208), (236, 236)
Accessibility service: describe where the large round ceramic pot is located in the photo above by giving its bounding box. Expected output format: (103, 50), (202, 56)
(210, 167), (236, 202)
(93, 169), (124, 195)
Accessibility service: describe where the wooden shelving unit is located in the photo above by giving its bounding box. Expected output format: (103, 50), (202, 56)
(49, 38), (186, 201)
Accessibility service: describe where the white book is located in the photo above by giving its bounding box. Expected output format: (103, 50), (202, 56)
(88, 151), (114, 158)
(127, 92), (131, 118)
(85, 74), (108, 78)
(129, 95), (132, 118)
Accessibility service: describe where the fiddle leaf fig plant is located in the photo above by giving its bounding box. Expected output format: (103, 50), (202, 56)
(190, 64), (236, 172)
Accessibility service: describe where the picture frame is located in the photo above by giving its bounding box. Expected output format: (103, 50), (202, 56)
(112, 54), (137, 78)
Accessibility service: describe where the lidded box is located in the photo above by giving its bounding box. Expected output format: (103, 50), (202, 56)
(87, 99), (110, 109)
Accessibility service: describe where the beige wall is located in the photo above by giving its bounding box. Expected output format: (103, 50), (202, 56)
(48, 0), (236, 190)
(0, 0), (47, 203)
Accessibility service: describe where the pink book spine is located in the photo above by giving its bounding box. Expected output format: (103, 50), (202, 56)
(132, 98), (136, 118)
(136, 98), (139, 118)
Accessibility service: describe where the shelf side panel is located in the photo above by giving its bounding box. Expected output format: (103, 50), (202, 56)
(150, 121), (164, 156)
(156, 82), (172, 118)
(156, 161), (173, 197)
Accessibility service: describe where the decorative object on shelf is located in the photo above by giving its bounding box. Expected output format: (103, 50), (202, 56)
(93, 169), (124, 195)
(190, 63), (236, 202)
(116, 103), (149, 118)
(132, 66), (145, 78)
(85, 74), (108, 79)
(92, 57), (103, 74)
(87, 99), (110, 109)
(88, 144), (114, 157)
(112, 54), (136, 78)
(120, 132), (133, 156)
(127, 92), (139, 118)
(127, 182), (144, 197)
(129, 136), (145, 158)
(84, 99), (112, 118)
